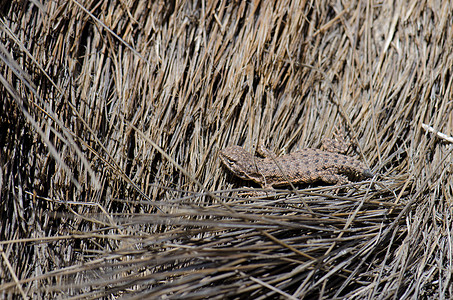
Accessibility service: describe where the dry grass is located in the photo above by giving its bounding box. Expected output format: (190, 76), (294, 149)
(1, 0), (452, 298)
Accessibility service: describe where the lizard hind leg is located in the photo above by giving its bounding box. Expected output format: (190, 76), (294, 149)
(322, 125), (355, 154)
(320, 173), (351, 194)
(321, 138), (349, 154)
(320, 173), (350, 185)
(321, 126), (349, 154)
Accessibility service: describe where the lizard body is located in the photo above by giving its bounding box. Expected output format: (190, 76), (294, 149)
(219, 145), (372, 188)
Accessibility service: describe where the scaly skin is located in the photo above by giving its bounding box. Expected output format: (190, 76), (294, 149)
(219, 145), (372, 188)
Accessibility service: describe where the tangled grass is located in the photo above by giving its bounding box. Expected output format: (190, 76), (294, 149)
(1, 0), (452, 298)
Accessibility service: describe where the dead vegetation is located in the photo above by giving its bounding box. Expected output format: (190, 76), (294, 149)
(1, 0), (452, 298)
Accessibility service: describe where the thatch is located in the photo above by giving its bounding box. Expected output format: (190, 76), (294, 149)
(1, 0), (452, 298)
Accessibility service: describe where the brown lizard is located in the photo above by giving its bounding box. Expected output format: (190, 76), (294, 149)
(219, 141), (372, 189)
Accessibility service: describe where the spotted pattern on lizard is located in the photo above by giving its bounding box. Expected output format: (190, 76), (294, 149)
(219, 144), (373, 189)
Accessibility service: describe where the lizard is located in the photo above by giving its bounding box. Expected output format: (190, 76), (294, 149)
(219, 140), (373, 189)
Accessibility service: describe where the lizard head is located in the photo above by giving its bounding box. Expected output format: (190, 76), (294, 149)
(219, 146), (259, 181)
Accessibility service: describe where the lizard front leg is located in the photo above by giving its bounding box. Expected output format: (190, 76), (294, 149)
(255, 145), (277, 158)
